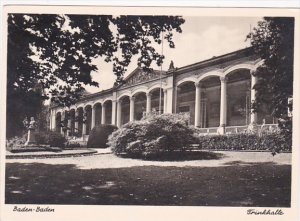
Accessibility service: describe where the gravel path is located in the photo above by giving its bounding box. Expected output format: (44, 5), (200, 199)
(6, 150), (291, 170)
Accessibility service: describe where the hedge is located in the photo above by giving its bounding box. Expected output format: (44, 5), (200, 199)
(195, 132), (292, 154)
(35, 131), (66, 148)
(87, 124), (118, 148)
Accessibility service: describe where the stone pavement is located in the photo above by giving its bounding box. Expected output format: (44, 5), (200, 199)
(6, 150), (291, 169)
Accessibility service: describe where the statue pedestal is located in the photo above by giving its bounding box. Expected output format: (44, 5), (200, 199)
(25, 129), (36, 146)
(247, 123), (258, 134)
(217, 125), (226, 135)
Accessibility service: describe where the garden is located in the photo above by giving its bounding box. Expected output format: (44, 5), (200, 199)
(5, 113), (292, 206)
(105, 113), (292, 160)
(6, 112), (292, 159)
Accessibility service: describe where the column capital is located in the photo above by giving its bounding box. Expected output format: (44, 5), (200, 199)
(163, 88), (168, 93)
(102, 102), (106, 108)
(146, 92), (152, 98)
(194, 81), (202, 88)
(130, 96), (135, 101)
(220, 76), (228, 83)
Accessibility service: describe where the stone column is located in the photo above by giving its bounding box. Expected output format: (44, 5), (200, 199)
(130, 96), (135, 121)
(174, 87), (181, 113)
(52, 111), (56, 131)
(195, 82), (202, 127)
(50, 110), (54, 131)
(101, 103), (106, 124)
(146, 93), (152, 113)
(250, 71), (258, 125)
(53, 112), (55, 130)
(82, 110), (87, 136)
(166, 88), (173, 113)
(116, 100), (122, 127)
(67, 112), (71, 136)
(91, 105), (96, 129)
(218, 76), (227, 134)
(61, 111), (65, 136)
(75, 109), (79, 133)
(112, 100), (117, 126)
(49, 110), (52, 130)
(163, 89), (167, 113)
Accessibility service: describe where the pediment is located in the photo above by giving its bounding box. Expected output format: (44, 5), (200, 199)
(120, 68), (166, 88)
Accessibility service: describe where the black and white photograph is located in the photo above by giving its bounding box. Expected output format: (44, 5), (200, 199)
(1, 4), (299, 221)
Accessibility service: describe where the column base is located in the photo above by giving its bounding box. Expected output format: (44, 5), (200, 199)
(217, 124), (226, 135)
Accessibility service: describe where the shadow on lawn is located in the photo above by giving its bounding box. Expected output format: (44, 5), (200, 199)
(118, 151), (225, 161)
(5, 161), (291, 207)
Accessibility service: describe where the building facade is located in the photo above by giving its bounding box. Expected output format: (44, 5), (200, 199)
(49, 48), (277, 140)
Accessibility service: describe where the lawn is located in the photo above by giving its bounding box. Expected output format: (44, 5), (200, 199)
(5, 160), (291, 207)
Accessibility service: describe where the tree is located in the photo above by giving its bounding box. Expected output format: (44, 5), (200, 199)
(247, 17), (294, 132)
(8, 14), (184, 105)
(7, 14), (185, 138)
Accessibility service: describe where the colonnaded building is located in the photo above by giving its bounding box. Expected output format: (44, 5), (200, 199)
(49, 48), (277, 141)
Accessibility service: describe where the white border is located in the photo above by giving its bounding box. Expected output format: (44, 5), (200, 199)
(1, 0), (300, 8)
(1, 4), (300, 221)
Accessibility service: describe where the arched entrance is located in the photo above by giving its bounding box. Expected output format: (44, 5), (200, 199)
(119, 96), (130, 126)
(199, 76), (221, 128)
(69, 109), (76, 136)
(77, 107), (83, 136)
(55, 112), (62, 133)
(85, 105), (92, 135)
(133, 92), (147, 120)
(176, 81), (195, 125)
(150, 88), (164, 114)
(103, 100), (112, 124)
(94, 103), (102, 126)
(226, 69), (251, 126)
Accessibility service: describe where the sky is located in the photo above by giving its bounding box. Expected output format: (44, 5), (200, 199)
(84, 16), (262, 93)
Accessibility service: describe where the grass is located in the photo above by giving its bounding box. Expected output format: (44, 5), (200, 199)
(5, 161), (291, 207)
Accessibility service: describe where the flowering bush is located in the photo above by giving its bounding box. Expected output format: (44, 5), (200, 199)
(108, 113), (196, 158)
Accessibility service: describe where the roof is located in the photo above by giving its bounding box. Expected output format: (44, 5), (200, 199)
(168, 47), (255, 74)
(51, 47), (256, 108)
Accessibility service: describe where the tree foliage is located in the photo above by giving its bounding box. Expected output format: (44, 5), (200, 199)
(7, 14), (184, 138)
(247, 17), (294, 131)
(8, 14), (185, 106)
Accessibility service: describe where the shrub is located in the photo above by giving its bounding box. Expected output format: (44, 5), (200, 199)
(108, 113), (196, 158)
(195, 132), (292, 154)
(35, 131), (66, 148)
(65, 141), (82, 149)
(87, 124), (118, 148)
(6, 136), (26, 151)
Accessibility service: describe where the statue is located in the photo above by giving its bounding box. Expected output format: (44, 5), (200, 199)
(25, 117), (37, 146)
(23, 117), (29, 129)
(168, 60), (175, 71)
